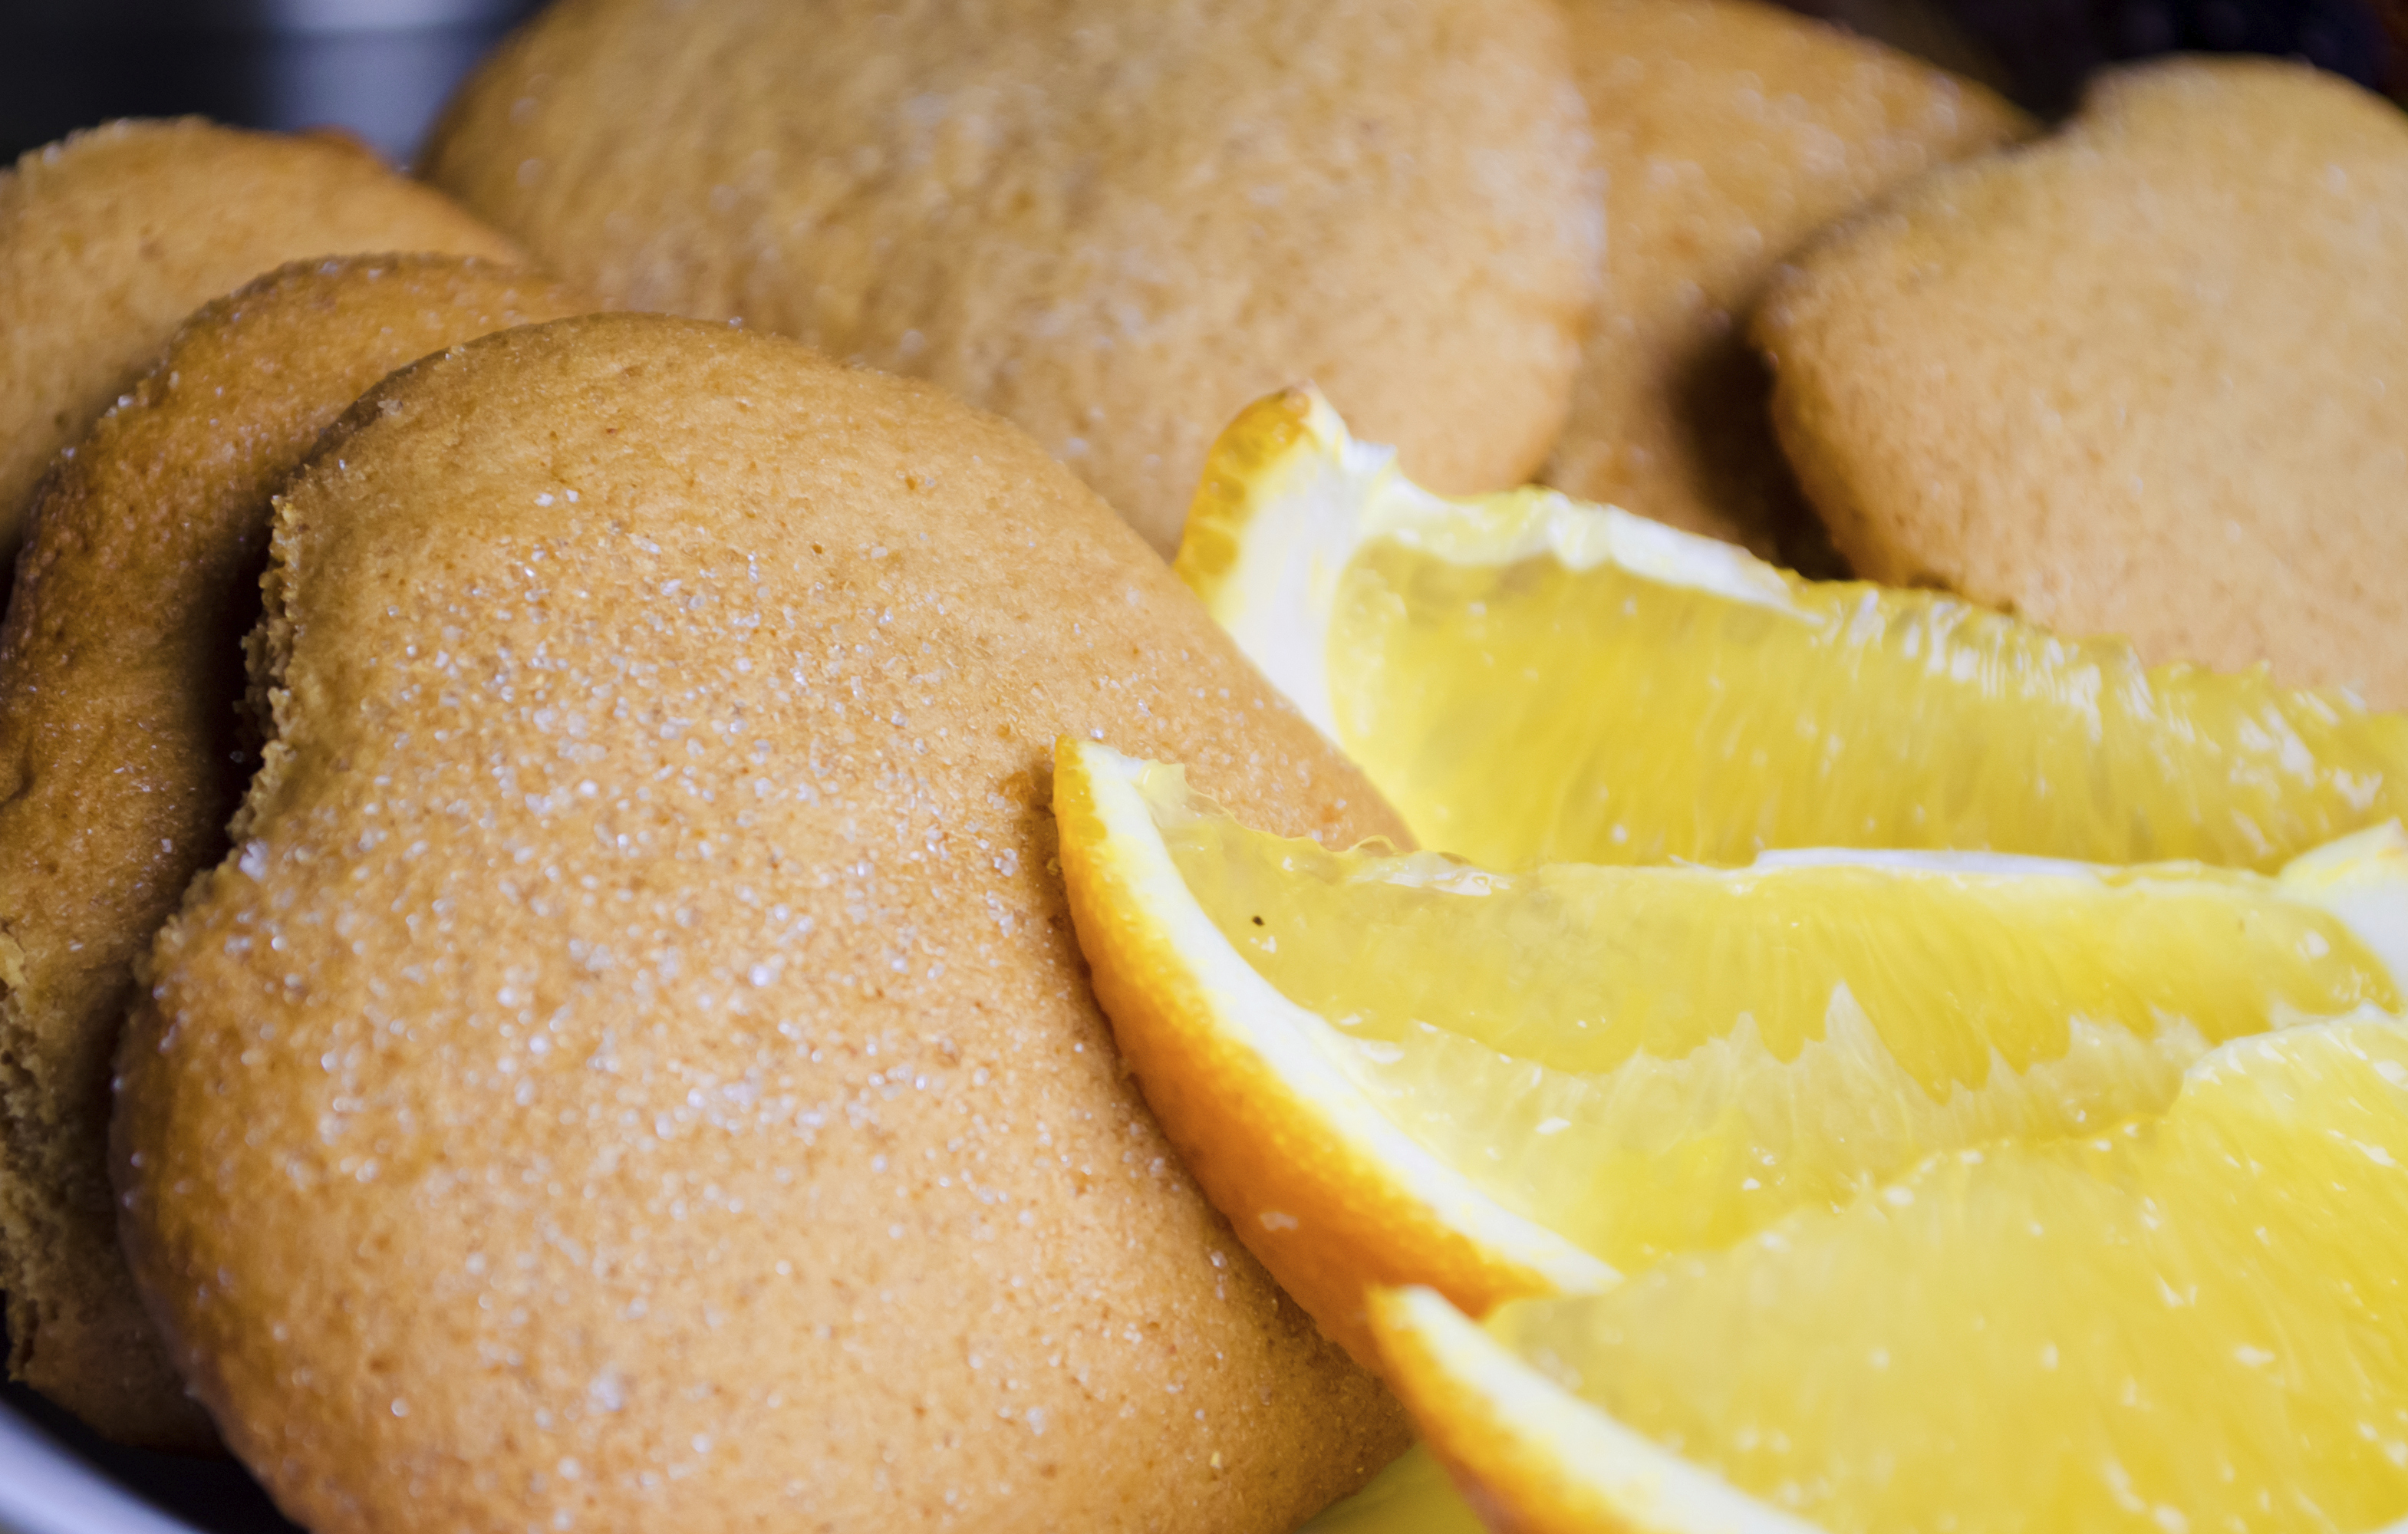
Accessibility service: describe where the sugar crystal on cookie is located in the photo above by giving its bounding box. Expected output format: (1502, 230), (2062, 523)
(113, 313), (1406, 1534)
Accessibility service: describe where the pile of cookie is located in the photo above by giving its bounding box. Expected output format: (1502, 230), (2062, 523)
(2, 2), (2402, 1532)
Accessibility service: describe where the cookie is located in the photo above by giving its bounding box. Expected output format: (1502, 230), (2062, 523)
(114, 314), (1411, 1531)
(1543, 0), (2026, 564)
(0, 256), (591, 1448)
(1756, 58), (2408, 706)
(421, 0), (1601, 555)
(0, 118), (525, 561)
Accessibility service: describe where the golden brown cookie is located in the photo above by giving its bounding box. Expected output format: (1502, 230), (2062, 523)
(114, 314), (1411, 1530)
(421, 0), (1601, 555)
(0, 118), (525, 561)
(1544, 0), (2026, 565)
(0, 256), (591, 1449)
(1757, 58), (2408, 706)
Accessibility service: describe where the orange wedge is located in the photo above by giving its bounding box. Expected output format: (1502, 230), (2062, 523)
(1176, 387), (2408, 872)
(1372, 1015), (2408, 1532)
(1051, 736), (2406, 1366)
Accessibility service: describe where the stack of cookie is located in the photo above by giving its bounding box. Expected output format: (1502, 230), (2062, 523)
(0, 118), (577, 1452)
(1, 108), (1407, 1534)
(2, 2), (2404, 1532)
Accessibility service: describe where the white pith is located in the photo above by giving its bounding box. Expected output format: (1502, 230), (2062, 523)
(1184, 384), (1797, 746)
(1319, 828), (2408, 1001)
(1755, 822), (2408, 989)
(1070, 740), (1615, 1294)
(2279, 821), (2408, 988)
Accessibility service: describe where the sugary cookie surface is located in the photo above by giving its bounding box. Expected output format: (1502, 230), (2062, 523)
(423, 0), (1602, 553)
(1759, 58), (2408, 706)
(0, 255), (588, 1449)
(0, 118), (520, 555)
(113, 314), (1405, 1534)
(1546, 0), (2026, 561)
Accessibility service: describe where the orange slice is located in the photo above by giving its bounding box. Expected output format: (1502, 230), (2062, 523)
(1372, 1015), (2408, 1532)
(1176, 387), (2408, 872)
(1050, 736), (2406, 1365)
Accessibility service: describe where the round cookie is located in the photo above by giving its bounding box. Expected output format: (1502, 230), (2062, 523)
(1755, 58), (2408, 706)
(0, 256), (591, 1449)
(421, 0), (1601, 555)
(0, 118), (525, 561)
(1543, 0), (2026, 565)
(114, 314), (1411, 1531)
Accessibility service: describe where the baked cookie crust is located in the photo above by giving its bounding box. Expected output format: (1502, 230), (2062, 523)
(1544, 0), (2026, 565)
(0, 256), (588, 1447)
(423, 0), (1602, 552)
(115, 314), (1410, 1530)
(1758, 58), (2408, 704)
(0, 119), (522, 561)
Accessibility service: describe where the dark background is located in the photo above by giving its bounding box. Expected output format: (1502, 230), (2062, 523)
(0, 0), (546, 165)
(0, 0), (2400, 167)
(0, 0), (2401, 1530)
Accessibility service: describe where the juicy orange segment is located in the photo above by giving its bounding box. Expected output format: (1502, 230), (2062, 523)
(1372, 1016), (2408, 1533)
(1177, 387), (2408, 872)
(1050, 735), (2406, 1366)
